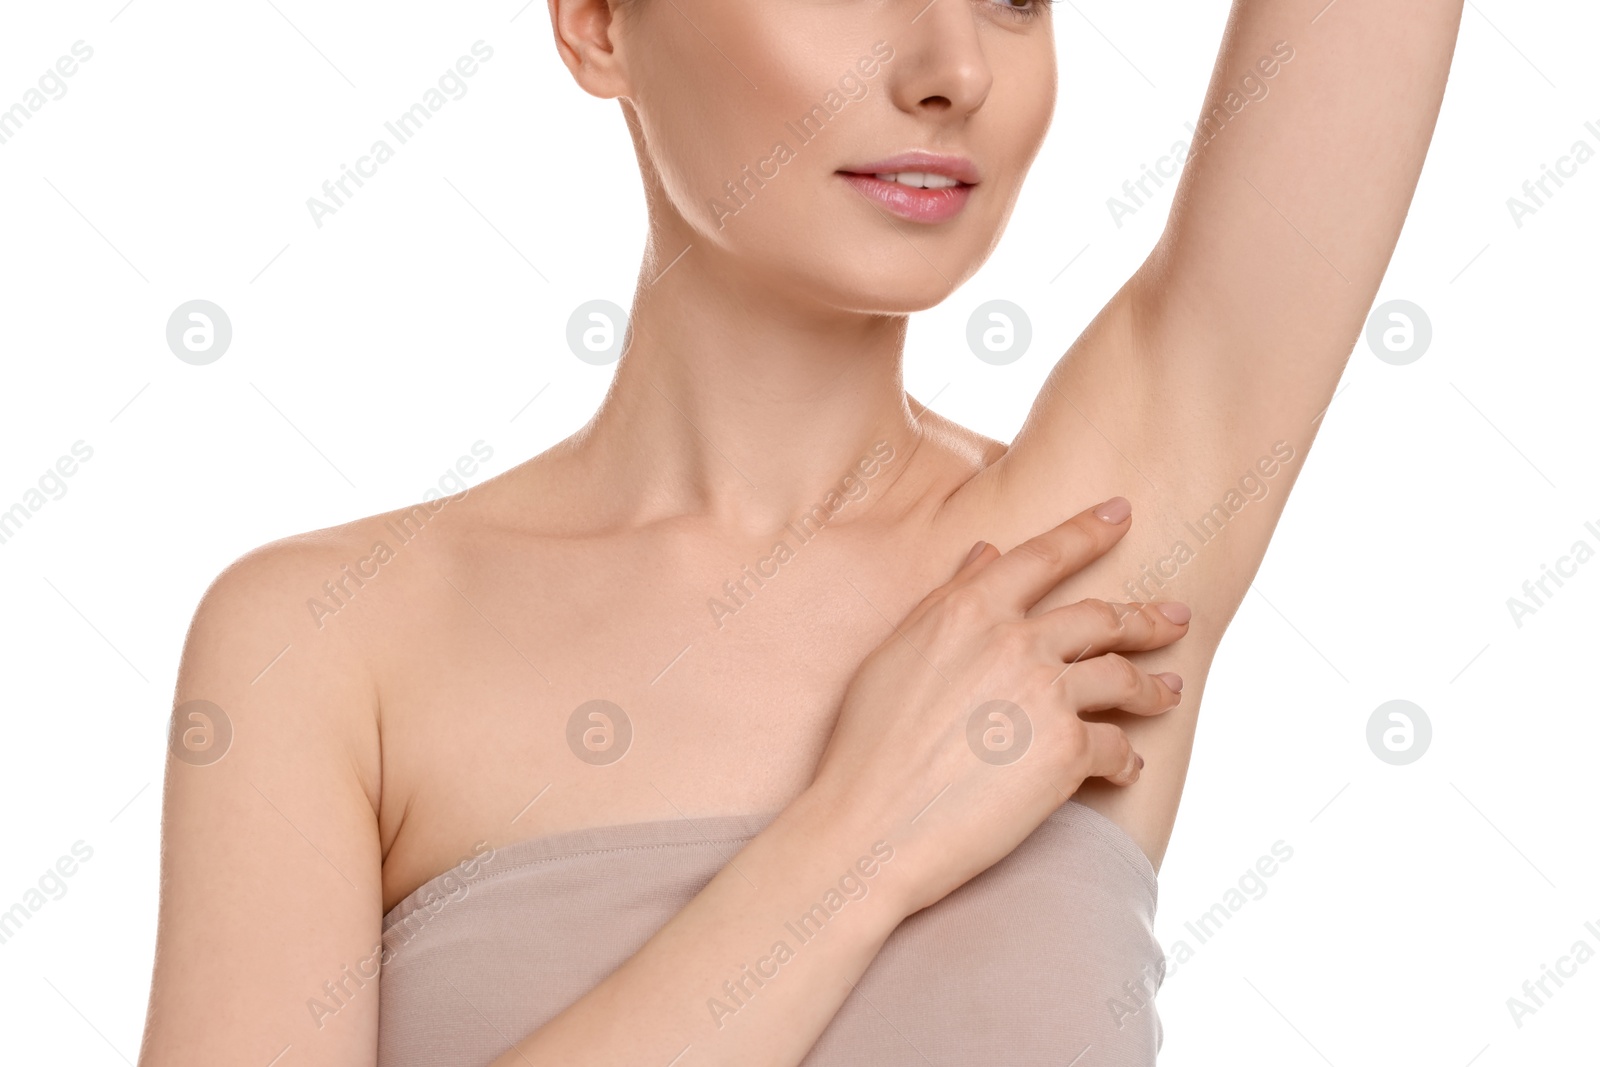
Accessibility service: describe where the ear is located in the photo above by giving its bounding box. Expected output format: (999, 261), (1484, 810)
(548, 0), (632, 99)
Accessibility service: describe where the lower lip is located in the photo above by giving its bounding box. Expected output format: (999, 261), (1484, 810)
(838, 173), (974, 224)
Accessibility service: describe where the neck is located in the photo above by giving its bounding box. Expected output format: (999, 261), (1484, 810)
(569, 231), (924, 534)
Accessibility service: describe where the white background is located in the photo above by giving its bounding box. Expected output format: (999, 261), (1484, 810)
(1, 0), (1596, 1063)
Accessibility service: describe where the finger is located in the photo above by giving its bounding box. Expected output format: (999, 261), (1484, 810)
(901, 540), (1002, 629)
(1033, 599), (1190, 662)
(973, 497), (1133, 613)
(955, 539), (998, 579)
(1080, 721), (1142, 786)
(1054, 653), (1182, 717)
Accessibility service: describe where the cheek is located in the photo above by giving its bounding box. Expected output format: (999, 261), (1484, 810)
(628, 0), (888, 238)
(998, 51), (1056, 162)
(979, 53), (1056, 213)
(628, 20), (751, 213)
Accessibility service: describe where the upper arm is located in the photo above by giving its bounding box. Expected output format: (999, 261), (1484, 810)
(960, 1), (1461, 858)
(1132, 0), (1463, 429)
(995, 0), (1464, 610)
(139, 538), (384, 1067)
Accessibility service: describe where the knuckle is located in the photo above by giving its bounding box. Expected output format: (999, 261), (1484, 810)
(1015, 535), (1066, 572)
(1027, 658), (1066, 693)
(1057, 716), (1091, 757)
(1108, 732), (1135, 781)
(1083, 598), (1122, 632)
(1118, 759), (1138, 785)
(1104, 653), (1142, 691)
(1051, 659), (1088, 703)
(937, 587), (990, 629)
(1113, 730), (1133, 766)
(993, 618), (1036, 656)
(1060, 521), (1099, 558)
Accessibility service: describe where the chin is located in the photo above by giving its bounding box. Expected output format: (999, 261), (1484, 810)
(758, 243), (982, 316)
(732, 206), (1000, 317)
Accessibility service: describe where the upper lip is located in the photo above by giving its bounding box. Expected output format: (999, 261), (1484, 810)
(839, 151), (979, 185)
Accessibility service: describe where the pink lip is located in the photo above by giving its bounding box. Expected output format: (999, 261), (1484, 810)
(837, 151), (978, 224)
(841, 151), (980, 184)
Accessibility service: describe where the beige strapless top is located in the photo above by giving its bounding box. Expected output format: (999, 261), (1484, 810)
(376, 800), (1163, 1065)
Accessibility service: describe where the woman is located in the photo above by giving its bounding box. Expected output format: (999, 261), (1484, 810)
(137, 0), (1464, 1063)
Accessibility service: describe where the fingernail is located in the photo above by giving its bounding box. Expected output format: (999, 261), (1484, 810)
(1156, 602), (1191, 625)
(1094, 496), (1131, 524)
(963, 540), (987, 566)
(1157, 672), (1184, 693)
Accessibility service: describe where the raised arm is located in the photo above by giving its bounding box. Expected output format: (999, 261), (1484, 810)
(970, 0), (1464, 859)
(1008, 0), (1465, 493)
(1130, 0), (1465, 430)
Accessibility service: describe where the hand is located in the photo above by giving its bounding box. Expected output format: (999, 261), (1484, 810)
(805, 496), (1187, 917)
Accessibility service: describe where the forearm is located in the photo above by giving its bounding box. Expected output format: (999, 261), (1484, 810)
(489, 786), (910, 1066)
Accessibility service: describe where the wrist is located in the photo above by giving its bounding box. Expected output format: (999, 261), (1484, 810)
(766, 785), (917, 928)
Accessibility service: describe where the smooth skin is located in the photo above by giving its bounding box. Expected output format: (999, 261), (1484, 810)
(137, 0), (1464, 1063)
(483, 504), (1188, 1066)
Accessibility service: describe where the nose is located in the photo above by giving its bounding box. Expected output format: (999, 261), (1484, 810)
(886, 0), (995, 120)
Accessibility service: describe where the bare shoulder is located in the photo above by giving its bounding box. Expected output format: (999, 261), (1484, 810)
(145, 499), (476, 1063)
(185, 508), (406, 716)
(176, 487), (509, 774)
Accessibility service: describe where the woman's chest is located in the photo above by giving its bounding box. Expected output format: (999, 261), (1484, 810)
(370, 468), (1218, 910)
(372, 516), (973, 911)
